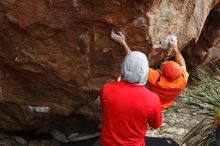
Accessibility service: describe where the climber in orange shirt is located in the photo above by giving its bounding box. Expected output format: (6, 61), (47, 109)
(111, 31), (189, 110)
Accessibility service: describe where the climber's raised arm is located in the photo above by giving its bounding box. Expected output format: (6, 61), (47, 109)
(170, 40), (186, 70)
(111, 31), (131, 54)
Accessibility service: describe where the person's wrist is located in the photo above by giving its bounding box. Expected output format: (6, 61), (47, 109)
(172, 48), (177, 54)
(122, 41), (127, 47)
(173, 46), (178, 51)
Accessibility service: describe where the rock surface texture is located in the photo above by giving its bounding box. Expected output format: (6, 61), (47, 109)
(183, 2), (220, 70)
(0, 0), (219, 134)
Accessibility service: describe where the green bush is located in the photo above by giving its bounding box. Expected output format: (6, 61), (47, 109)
(181, 63), (220, 146)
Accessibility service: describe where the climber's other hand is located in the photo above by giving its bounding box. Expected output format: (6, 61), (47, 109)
(111, 31), (126, 46)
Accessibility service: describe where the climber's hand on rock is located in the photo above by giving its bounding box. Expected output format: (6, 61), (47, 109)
(168, 35), (178, 50)
(111, 31), (126, 46)
(111, 30), (131, 54)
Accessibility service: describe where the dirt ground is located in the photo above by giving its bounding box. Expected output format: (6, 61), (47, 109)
(147, 90), (205, 145)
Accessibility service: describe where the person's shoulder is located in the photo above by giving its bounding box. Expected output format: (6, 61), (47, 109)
(142, 88), (160, 100)
(148, 68), (161, 84)
(183, 69), (189, 77)
(149, 89), (160, 99)
(101, 81), (118, 97)
(180, 67), (189, 82)
(144, 89), (161, 107)
(149, 68), (160, 75)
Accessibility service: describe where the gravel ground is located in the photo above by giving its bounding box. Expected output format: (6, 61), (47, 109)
(147, 93), (205, 145)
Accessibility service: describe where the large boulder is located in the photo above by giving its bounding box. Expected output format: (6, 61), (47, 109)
(0, 0), (219, 134)
(183, 3), (220, 69)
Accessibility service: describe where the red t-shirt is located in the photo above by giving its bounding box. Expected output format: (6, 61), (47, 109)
(100, 81), (162, 146)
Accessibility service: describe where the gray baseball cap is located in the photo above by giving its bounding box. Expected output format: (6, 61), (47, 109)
(121, 51), (149, 85)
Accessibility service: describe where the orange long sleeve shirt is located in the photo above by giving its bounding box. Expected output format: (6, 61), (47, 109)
(147, 68), (189, 110)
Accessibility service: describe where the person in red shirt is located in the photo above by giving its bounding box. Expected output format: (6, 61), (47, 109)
(111, 31), (189, 110)
(100, 41), (162, 145)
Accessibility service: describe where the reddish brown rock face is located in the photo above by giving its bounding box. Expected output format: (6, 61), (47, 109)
(0, 0), (219, 134)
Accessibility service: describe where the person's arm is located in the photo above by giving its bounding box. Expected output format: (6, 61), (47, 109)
(111, 31), (131, 54)
(148, 68), (160, 85)
(148, 94), (162, 129)
(170, 41), (186, 70)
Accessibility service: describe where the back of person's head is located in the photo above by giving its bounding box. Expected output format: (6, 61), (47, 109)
(121, 51), (148, 85)
(161, 61), (182, 81)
